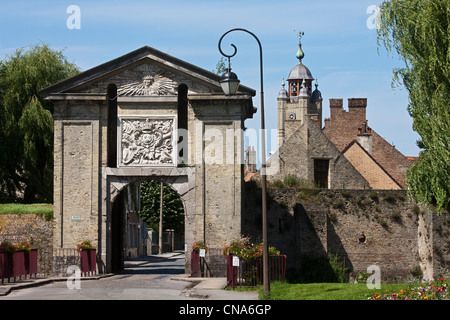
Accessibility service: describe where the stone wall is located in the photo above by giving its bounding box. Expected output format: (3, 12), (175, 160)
(0, 213), (53, 275)
(264, 117), (370, 190)
(242, 184), (450, 282)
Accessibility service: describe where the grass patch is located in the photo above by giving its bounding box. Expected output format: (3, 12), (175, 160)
(260, 281), (406, 300)
(0, 203), (53, 221)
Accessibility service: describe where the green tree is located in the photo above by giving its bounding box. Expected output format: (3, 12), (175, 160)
(213, 57), (228, 75)
(377, 0), (449, 213)
(0, 43), (79, 202)
(140, 180), (184, 234)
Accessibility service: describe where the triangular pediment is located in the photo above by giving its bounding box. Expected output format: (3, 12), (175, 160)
(40, 46), (255, 98)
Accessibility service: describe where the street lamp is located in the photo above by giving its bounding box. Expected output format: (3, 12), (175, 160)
(219, 57), (240, 95)
(218, 28), (269, 298)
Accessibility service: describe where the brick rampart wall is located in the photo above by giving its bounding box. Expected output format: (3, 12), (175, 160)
(0, 213), (53, 275)
(242, 185), (450, 282)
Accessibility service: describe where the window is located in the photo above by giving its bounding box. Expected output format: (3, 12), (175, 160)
(314, 159), (329, 188)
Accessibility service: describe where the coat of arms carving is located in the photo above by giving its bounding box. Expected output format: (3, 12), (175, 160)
(119, 117), (175, 166)
(117, 74), (177, 96)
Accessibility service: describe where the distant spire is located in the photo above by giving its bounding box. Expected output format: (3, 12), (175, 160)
(299, 78), (308, 96)
(296, 31), (305, 62)
(312, 78), (322, 100)
(278, 77), (289, 100)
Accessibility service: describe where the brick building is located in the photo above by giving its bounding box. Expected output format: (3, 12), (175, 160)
(322, 98), (413, 189)
(258, 36), (414, 190)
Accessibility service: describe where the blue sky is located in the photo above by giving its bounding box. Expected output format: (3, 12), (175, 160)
(0, 0), (420, 157)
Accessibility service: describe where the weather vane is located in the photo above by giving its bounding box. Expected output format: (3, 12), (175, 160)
(294, 30), (305, 61)
(294, 30), (305, 44)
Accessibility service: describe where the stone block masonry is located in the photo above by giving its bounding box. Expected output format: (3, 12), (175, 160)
(42, 46), (256, 273)
(242, 186), (450, 282)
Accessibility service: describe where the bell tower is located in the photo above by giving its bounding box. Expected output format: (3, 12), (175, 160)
(278, 32), (323, 147)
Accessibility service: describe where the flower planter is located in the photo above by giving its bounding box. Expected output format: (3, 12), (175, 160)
(0, 252), (13, 283)
(1, 246), (38, 283)
(13, 250), (26, 281)
(25, 249), (38, 278)
(80, 249), (96, 276)
(190, 250), (200, 277)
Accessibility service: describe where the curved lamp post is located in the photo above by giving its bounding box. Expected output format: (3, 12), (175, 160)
(218, 28), (269, 297)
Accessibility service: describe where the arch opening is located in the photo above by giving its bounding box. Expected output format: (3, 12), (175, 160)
(109, 177), (186, 273)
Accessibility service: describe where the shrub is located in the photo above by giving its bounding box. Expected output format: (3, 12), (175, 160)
(192, 241), (208, 253)
(332, 199), (345, 210)
(15, 241), (31, 251)
(369, 191), (379, 202)
(223, 236), (280, 261)
(283, 174), (300, 187)
(354, 271), (370, 283)
(383, 193), (397, 204)
(410, 265), (423, 280)
(76, 240), (95, 251)
(0, 241), (32, 252)
(223, 238), (249, 257)
(341, 192), (352, 199)
(391, 211), (402, 223)
(0, 241), (15, 253)
(292, 254), (349, 283)
(270, 179), (284, 188)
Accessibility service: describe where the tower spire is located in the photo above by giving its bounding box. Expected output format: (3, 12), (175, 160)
(296, 31), (305, 62)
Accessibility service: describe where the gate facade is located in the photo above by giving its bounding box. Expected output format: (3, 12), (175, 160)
(40, 46), (256, 274)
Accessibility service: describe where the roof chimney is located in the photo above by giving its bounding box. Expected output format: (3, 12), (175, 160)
(357, 121), (372, 154)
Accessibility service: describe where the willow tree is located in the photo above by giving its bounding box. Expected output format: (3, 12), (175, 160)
(0, 44), (79, 202)
(377, 0), (449, 214)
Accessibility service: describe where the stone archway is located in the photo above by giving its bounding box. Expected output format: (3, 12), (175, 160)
(102, 166), (196, 273)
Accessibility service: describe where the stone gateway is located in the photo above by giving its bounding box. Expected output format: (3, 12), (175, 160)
(40, 46), (256, 274)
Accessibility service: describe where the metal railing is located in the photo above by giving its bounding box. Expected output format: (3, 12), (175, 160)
(226, 254), (287, 288)
(51, 248), (80, 277)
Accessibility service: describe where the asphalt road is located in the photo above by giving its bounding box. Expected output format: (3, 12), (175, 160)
(0, 253), (199, 300)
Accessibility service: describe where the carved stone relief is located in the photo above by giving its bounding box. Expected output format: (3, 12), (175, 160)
(119, 117), (176, 166)
(117, 73), (177, 96)
(73, 62), (216, 95)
